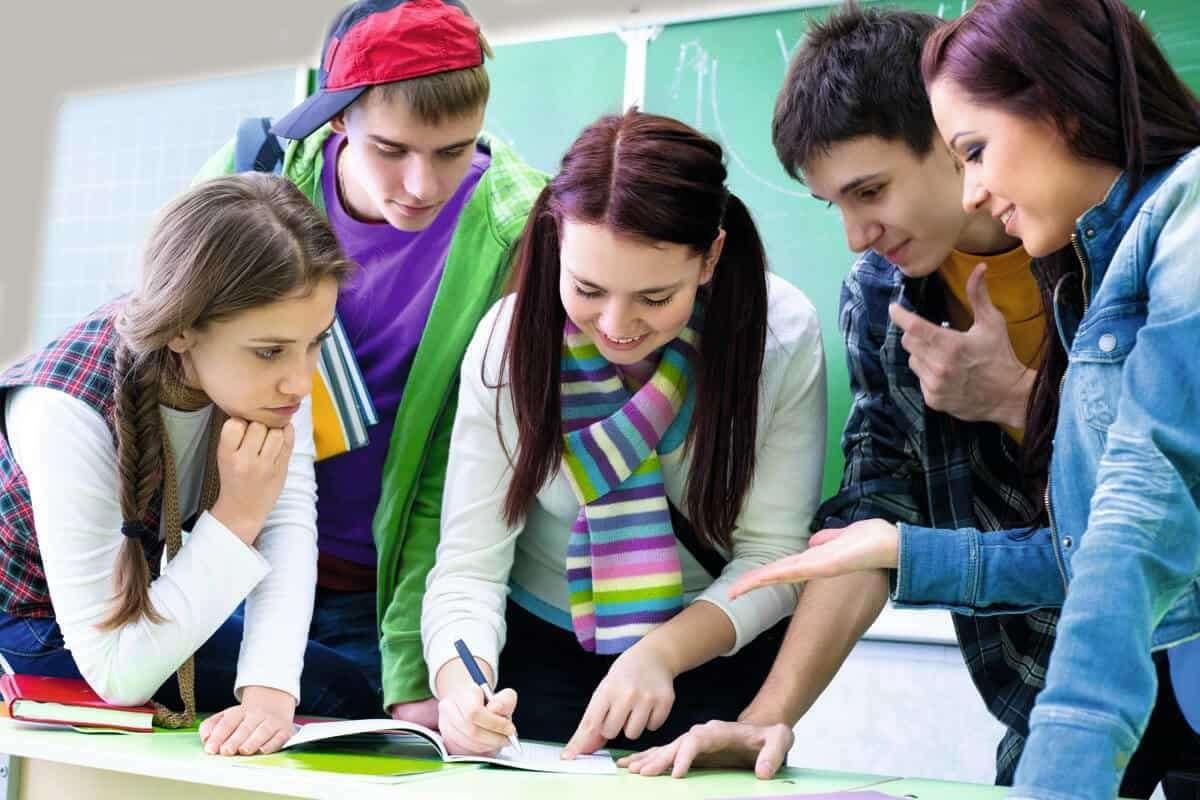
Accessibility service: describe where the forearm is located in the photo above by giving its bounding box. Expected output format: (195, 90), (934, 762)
(236, 401), (318, 701)
(1016, 436), (1200, 798)
(238, 519), (316, 702)
(895, 522), (1064, 613)
(739, 571), (888, 726)
(1013, 548), (1162, 799)
(635, 600), (736, 677)
(62, 516), (267, 705)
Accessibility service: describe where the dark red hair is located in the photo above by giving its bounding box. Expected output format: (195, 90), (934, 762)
(922, 0), (1199, 196)
(497, 109), (769, 550)
(921, 0), (1200, 500)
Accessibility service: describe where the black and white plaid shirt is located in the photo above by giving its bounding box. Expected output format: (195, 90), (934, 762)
(814, 249), (1059, 785)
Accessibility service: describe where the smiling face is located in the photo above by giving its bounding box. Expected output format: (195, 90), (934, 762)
(168, 277), (339, 427)
(801, 133), (1021, 275)
(801, 134), (980, 277)
(331, 92), (484, 232)
(928, 77), (1122, 257)
(558, 220), (722, 365)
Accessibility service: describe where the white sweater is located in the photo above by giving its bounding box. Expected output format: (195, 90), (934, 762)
(422, 274), (827, 691)
(4, 388), (318, 707)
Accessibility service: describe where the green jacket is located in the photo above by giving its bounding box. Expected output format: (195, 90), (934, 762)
(195, 127), (547, 706)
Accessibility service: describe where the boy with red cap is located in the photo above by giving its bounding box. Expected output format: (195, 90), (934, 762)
(196, 0), (546, 726)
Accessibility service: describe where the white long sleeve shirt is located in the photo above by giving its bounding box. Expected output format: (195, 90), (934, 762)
(4, 388), (318, 707)
(422, 274), (827, 691)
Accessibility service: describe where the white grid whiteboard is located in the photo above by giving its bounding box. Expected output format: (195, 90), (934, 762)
(34, 67), (301, 346)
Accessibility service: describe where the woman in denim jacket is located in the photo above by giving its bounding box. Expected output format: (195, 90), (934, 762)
(729, 1), (1200, 798)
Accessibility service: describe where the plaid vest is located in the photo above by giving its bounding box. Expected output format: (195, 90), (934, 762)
(0, 305), (162, 618)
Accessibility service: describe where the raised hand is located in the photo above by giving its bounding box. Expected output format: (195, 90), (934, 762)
(889, 263), (1033, 428)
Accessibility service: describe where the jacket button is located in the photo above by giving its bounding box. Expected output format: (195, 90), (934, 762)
(1063, 536), (1074, 549)
(1085, 227), (1097, 239)
(1099, 333), (1116, 352)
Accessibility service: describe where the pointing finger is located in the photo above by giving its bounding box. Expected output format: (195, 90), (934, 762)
(890, 304), (948, 353)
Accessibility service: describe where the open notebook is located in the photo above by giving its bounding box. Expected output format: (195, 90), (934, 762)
(283, 719), (617, 775)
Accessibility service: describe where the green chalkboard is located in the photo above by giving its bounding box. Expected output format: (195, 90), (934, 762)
(642, 0), (1200, 500)
(486, 33), (628, 173)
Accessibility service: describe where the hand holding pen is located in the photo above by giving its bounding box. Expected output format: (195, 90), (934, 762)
(434, 638), (523, 756)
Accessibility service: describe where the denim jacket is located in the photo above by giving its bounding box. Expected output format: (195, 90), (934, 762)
(895, 146), (1200, 800)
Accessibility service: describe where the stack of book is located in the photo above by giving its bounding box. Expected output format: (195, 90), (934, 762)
(0, 673), (156, 732)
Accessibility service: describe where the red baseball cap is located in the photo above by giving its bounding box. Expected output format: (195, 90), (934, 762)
(272, 0), (483, 140)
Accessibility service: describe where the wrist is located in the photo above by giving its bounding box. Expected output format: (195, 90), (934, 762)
(738, 673), (803, 727)
(627, 635), (682, 678)
(209, 500), (263, 545)
(433, 657), (493, 698)
(738, 703), (789, 727)
(433, 660), (466, 698)
(240, 685), (296, 712)
(998, 367), (1035, 429)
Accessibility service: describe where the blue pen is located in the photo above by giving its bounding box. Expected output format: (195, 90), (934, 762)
(454, 638), (522, 754)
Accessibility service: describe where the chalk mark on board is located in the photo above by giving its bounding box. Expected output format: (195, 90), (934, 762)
(672, 40), (809, 198)
(708, 57), (808, 198)
(671, 41), (711, 128)
(776, 29), (791, 66)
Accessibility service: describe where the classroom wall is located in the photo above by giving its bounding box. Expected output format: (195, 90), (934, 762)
(1, 2), (336, 365)
(0, 0), (810, 365)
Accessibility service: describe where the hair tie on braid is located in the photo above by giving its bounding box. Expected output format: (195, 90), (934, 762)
(120, 520), (153, 540)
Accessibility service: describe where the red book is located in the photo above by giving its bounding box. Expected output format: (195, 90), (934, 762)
(0, 673), (156, 733)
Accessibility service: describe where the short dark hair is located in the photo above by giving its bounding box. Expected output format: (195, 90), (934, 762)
(772, 2), (941, 181)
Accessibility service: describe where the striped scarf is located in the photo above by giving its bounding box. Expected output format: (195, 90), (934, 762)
(560, 312), (699, 654)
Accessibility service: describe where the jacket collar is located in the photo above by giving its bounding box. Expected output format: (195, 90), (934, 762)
(1075, 159), (1181, 293)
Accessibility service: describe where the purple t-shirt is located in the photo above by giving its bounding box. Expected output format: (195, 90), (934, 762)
(315, 133), (490, 566)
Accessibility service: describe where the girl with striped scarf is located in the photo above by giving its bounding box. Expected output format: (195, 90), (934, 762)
(422, 110), (828, 757)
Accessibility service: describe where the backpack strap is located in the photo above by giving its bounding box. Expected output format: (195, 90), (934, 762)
(667, 499), (729, 579)
(234, 117), (285, 174)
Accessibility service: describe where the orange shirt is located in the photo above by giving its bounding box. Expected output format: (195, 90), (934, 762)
(939, 245), (1044, 442)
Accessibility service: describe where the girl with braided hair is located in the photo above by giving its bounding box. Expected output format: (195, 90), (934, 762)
(0, 173), (379, 756)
